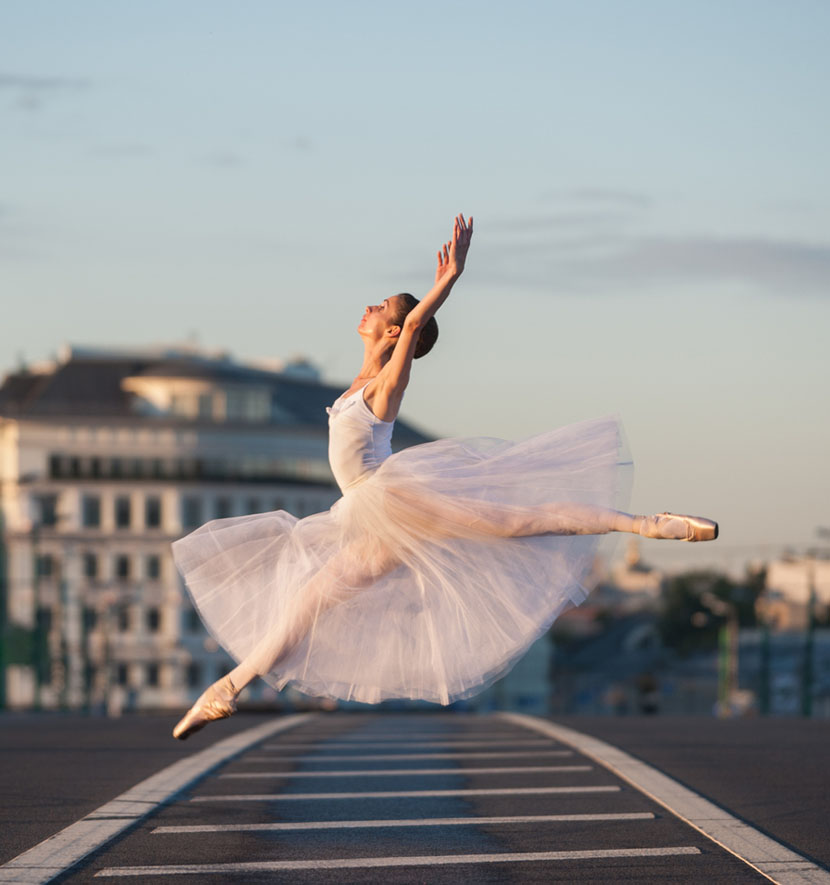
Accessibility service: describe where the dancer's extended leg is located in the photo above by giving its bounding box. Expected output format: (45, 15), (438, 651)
(384, 487), (716, 542)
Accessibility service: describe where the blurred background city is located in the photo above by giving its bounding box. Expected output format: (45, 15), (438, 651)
(2, 2), (828, 719)
(1, 344), (828, 719)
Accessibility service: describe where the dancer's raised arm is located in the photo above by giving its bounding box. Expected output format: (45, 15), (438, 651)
(374, 214), (472, 408)
(408, 213), (473, 331)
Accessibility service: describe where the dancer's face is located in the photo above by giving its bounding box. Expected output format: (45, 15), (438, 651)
(358, 296), (402, 339)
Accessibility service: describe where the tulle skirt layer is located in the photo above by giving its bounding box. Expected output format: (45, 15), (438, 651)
(172, 415), (631, 705)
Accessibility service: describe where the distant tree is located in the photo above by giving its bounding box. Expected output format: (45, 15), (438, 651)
(658, 569), (764, 656)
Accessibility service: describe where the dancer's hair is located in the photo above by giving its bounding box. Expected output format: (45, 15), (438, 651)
(393, 293), (439, 359)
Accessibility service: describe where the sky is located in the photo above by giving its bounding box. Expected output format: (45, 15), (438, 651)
(2, 0), (829, 574)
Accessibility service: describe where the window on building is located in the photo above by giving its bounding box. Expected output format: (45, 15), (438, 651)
(186, 662), (202, 688)
(90, 457), (102, 478)
(110, 458), (124, 478)
(117, 663), (129, 686)
(82, 495), (101, 528)
(83, 552), (98, 580)
(34, 494), (58, 527)
(272, 498), (285, 512)
(145, 496), (162, 528)
(35, 553), (55, 578)
(215, 497), (233, 519)
(146, 607), (161, 633)
(186, 609), (202, 633)
(117, 607), (130, 631)
(36, 606), (52, 634)
(198, 393), (213, 419)
(83, 607), (97, 631)
(115, 555), (130, 580)
(146, 663), (159, 687)
(146, 554), (161, 581)
(182, 496), (203, 529)
(244, 497), (261, 515)
(115, 495), (131, 529)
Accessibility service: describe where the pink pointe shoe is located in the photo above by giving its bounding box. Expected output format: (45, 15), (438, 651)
(173, 675), (238, 740)
(640, 512), (718, 542)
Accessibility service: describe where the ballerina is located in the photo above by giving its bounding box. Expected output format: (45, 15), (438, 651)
(172, 213), (717, 739)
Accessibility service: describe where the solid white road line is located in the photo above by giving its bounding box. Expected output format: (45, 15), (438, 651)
(502, 713), (830, 885)
(153, 812), (656, 834)
(262, 739), (556, 749)
(192, 785), (620, 801)
(0, 714), (314, 885)
(220, 764), (592, 778)
(243, 750), (575, 761)
(94, 846), (701, 876)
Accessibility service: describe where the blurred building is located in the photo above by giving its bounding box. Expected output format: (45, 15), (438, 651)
(762, 555), (830, 630)
(0, 345), (429, 711)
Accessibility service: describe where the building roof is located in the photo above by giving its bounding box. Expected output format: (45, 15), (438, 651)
(0, 348), (432, 446)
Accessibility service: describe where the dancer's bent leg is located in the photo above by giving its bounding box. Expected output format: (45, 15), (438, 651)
(173, 538), (399, 739)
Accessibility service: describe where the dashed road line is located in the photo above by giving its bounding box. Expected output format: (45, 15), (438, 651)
(243, 750), (575, 761)
(192, 785), (621, 801)
(219, 764), (592, 778)
(502, 713), (830, 885)
(261, 739), (556, 749)
(0, 714), (314, 885)
(153, 812), (657, 834)
(94, 846), (702, 876)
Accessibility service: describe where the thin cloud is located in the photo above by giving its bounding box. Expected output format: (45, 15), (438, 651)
(508, 234), (830, 297)
(202, 150), (244, 168)
(0, 72), (90, 111)
(489, 212), (633, 235)
(89, 143), (154, 159)
(541, 187), (652, 209)
(577, 235), (830, 296)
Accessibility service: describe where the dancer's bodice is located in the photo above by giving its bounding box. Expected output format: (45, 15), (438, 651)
(327, 383), (394, 492)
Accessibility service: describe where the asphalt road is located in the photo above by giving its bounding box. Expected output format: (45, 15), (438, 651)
(0, 711), (827, 883)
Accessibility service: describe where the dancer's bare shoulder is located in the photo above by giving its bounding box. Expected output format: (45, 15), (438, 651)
(363, 371), (403, 423)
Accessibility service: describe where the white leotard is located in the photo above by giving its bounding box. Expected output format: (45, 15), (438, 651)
(327, 383), (394, 492)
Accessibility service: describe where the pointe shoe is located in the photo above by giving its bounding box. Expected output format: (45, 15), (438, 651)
(639, 512), (719, 542)
(173, 676), (238, 740)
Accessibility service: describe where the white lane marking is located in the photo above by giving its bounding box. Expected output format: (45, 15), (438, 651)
(501, 713), (830, 885)
(153, 812), (656, 834)
(262, 739), (556, 749)
(243, 750), (575, 761)
(192, 785), (620, 801)
(308, 732), (532, 740)
(220, 765), (592, 779)
(0, 714), (314, 885)
(95, 846), (701, 876)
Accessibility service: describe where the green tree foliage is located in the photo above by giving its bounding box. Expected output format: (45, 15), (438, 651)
(658, 568), (765, 656)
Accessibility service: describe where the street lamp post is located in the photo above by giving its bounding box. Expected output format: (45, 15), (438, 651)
(702, 591), (739, 718)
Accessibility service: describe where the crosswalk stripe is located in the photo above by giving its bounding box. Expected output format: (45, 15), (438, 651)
(219, 765), (592, 778)
(153, 812), (656, 834)
(192, 785), (620, 801)
(243, 750), (575, 761)
(94, 846), (701, 876)
(262, 739), (555, 749)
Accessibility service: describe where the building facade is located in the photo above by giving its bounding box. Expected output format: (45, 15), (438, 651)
(0, 345), (429, 711)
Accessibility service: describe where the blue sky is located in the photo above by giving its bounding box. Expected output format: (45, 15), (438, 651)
(2, 0), (829, 573)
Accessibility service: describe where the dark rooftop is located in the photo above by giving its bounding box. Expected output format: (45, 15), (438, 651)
(0, 348), (432, 447)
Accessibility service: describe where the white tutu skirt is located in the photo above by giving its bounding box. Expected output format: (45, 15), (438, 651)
(172, 415), (631, 705)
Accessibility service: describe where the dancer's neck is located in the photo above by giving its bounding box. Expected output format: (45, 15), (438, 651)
(355, 339), (393, 385)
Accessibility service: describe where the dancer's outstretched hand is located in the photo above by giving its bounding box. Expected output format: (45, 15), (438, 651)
(436, 213), (473, 283)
